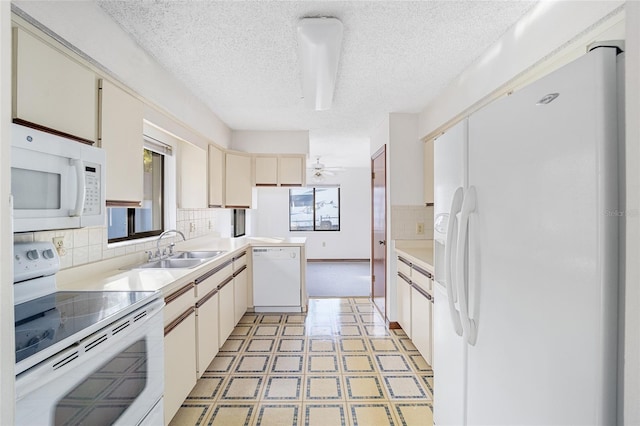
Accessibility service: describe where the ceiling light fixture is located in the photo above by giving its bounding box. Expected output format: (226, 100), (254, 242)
(296, 17), (343, 111)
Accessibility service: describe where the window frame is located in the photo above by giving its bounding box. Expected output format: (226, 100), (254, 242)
(107, 148), (165, 243)
(289, 187), (341, 232)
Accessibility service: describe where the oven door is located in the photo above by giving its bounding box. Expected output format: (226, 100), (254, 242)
(15, 300), (164, 426)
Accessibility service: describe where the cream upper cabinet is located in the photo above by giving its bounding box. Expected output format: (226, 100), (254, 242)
(98, 79), (144, 205)
(208, 145), (225, 207)
(178, 141), (208, 209)
(279, 156), (305, 186)
(12, 27), (97, 143)
(225, 152), (252, 208)
(254, 156), (278, 186)
(424, 139), (434, 205)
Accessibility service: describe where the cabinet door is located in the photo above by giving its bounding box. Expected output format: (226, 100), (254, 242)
(411, 287), (432, 366)
(225, 153), (252, 208)
(13, 27), (97, 143)
(254, 156), (278, 186)
(234, 267), (248, 323)
(397, 274), (412, 338)
(179, 141), (207, 208)
(218, 277), (235, 345)
(164, 309), (197, 425)
(424, 139), (434, 205)
(99, 79), (144, 205)
(208, 145), (224, 207)
(279, 156), (304, 186)
(196, 291), (219, 377)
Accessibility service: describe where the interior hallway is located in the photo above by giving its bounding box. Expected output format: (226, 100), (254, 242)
(169, 297), (434, 426)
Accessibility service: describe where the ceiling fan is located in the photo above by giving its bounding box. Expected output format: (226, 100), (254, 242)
(308, 156), (343, 181)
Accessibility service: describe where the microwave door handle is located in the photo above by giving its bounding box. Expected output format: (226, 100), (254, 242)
(71, 159), (85, 217)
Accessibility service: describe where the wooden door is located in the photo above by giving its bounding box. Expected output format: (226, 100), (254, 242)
(371, 146), (387, 319)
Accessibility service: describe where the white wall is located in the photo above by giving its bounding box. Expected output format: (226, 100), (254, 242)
(0, 3), (14, 425)
(418, 0), (625, 140)
(231, 130), (309, 154)
(255, 168), (371, 259)
(389, 113), (423, 205)
(12, 1), (232, 149)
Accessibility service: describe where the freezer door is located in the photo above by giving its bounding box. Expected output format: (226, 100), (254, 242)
(465, 47), (619, 425)
(433, 119), (468, 426)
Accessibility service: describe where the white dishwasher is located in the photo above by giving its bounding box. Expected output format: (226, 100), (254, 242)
(252, 247), (301, 312)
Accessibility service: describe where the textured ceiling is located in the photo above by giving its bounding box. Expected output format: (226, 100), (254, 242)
(96, 0), (536, 167)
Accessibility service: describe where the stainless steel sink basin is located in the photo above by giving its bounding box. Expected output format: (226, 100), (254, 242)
(135, 258), (204, 269)
(171, 250), (226, 259)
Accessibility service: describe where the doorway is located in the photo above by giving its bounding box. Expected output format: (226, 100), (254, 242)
(371, 146), (387, 320)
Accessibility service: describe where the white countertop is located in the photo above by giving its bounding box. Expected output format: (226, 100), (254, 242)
(394, 239), (434, 272)
(56, 235), (306, 295)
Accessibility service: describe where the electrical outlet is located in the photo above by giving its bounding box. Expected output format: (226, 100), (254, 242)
(322, 241), (326, 247)
(52, 237), (66, 256)
(416, 222), (425, 235)
(190, 222), (196, 232)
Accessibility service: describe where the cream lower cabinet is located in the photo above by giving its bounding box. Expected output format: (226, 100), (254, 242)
(233, 266), (248, 323)
(163, 283), (197, 425)
(218, 276), (235, 345)
(411, 286), (433, 366)
(397, 272), (413, 339)
(196, 290), (219, 377)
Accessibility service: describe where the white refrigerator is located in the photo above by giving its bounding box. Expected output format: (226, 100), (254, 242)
(433, 46), (622, 425)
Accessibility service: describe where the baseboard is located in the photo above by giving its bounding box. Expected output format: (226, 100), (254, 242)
(388, 321), (402, 330)
(307, 258), (370, 263)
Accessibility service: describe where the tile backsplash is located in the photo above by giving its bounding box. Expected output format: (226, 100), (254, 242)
(13, 208), (219, 270)
(391, 205), (434, 240)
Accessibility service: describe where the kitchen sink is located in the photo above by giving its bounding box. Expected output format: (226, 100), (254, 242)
(171, 250), (226, 259)
(135, 258), (204, 269)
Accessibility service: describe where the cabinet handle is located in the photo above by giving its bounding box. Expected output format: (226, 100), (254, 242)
(164, 307), (195, 336)
(165, 282), (195, 305)
(218, 275), (234, 290)
(233, 264), (248, 277)
(196, 288), (218, 308)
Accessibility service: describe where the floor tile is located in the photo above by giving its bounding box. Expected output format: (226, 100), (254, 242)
(168, 403), (211, 426)
(254, 325), (280, 336)
(344, 375), (386, 400)
(231, 325), (254, 336)
(206, 355), (236, 373)
(219, 338), (246, 353)
(277, 338), (306, 353)
(364, 324), (391, 336)
(338, 325), (362, 336)
(262, 376), (303, 401)
(349, 402), (397, 426)
(339, 338), (368, 353)
(234, 354), (271, 373)
(369, 338), (400, 352)
(305, 376), (343, 400)
(271, 354), (305, 373)
(383, 376), (428, 400)
(245, 338), (276, 352)
(254, 403), (301, 426)
(186, 375), (226, 401)
(307, 354), (340, 373)
(408, 354), (432, 372)
(342, 354), (376, 373)
(394, 402), (433, 426)
(220, 376), (264, 401)
(308, 338), (336, 353)
(282, 325), (306, 336)
(336, 314), (358, 324)
(239, 314), (260, 325)
(208, 404), (255, 426)
(260, 314), (284, 324)
(397, 337), (419, 353)
(303, 403), (348, 426)
(285, 315), (307, 324)
(375, 354), (412, 373)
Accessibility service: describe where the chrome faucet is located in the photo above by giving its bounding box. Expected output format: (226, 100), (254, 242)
(155, 229), (186, 259)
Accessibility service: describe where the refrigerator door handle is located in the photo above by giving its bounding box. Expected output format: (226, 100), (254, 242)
(445, 187), (464, 336)
(456, 186), (478, 345)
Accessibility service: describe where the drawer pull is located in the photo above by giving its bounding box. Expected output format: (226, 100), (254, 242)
(164, 306), (195, 336)
(165, 282), (195, 305)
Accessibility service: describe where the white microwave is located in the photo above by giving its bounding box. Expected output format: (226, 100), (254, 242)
(11, 124), (106, 232)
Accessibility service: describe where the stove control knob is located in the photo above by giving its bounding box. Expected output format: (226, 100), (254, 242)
(43, 249), (55, 260)
(26, 249), (39, 260)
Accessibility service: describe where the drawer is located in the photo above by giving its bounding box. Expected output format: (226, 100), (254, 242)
(411, 264), (433, 292)
(398, 256), (412, 277)
(164, 283), (196, 325)
(233, 251), (248, 269)
(195, 262), (233, 299)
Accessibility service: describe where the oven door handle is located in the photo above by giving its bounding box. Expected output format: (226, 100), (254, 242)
(71, 159), (85, 217)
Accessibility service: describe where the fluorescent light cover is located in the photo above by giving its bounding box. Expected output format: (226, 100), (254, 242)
(297, 17), (343, 111)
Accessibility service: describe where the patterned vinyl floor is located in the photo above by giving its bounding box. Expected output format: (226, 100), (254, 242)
(169, 298), (434, 426)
